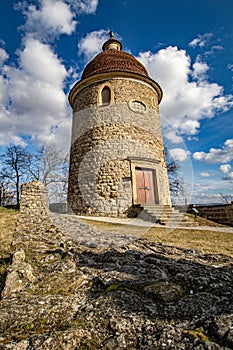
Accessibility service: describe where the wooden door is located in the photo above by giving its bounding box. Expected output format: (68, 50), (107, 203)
(135, 168), (157, 205)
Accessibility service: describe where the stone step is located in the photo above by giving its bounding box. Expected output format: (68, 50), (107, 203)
(140, 205), (198, 227)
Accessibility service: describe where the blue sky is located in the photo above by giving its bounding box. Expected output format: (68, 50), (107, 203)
(0, 0), (233, 204)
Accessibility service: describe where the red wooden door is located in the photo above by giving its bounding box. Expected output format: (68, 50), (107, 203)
(135, 168), (156, 205)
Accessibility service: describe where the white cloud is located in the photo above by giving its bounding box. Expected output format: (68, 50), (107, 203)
(189, 33), (213, 48)
(0, 1), (100, 148)
(67, 0), (98, 14)
(191, 192), (223, 204)
(179, 119), (200, 135)
(220, 164), (231, 174)
(0, 39), (71, 146)
(18, 0), (99, 42)
(164, 128), (183, 144)
(222, 173), (233, 180)
(0, 48), (9, 66)
(0, 75), (8, 106)
(138, 46), (233, 139)
(192, 55), (209, 80)
(19, 0), (77, 41)
(200, 172), (211, 177)
(78, 29), (108, 61)
(219, 164), (233, 181)
(169, 148), (190, 162)
(193, 139), (233, 163)
(19, 38), (68, 85)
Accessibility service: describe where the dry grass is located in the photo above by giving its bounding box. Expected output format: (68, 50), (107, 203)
(144, 227), (233, 257)
(80, 219), (233, 258)
(0, 207), (18, 295)
(0, 207), (18, 256)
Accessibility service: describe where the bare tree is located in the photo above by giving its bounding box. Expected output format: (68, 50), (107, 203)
(0, 174), (15, 206)
(164, 146), (182, 197)
(220, 193), (233, 204)
(0, 144), (30, 207)
(37, 144), (68, 187)
(0, 144), (69, 206)
(26, 144), (69, 202)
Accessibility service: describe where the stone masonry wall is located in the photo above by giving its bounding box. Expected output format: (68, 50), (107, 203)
(73, 78), (159, 113)
(16, 180), (56, 233)
(68, 77), (171, 216)
(188, 203), (233, 227)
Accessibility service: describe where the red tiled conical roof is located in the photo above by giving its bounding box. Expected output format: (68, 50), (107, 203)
(81, 39), (149, 80)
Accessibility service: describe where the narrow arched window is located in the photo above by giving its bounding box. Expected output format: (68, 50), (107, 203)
(101, 86), (111, 105)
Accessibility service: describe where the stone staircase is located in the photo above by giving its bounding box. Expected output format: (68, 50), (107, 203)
(140, 205), (199, 227)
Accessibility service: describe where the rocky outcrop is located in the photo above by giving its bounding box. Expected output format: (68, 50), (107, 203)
(0, 181), (233, 349)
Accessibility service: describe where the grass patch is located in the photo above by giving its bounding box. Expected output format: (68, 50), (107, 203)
(144, 227), (233, 257)
(183, 327), (209, 341)
(0, 207), (18, 296)
(0, 206), (18, 253)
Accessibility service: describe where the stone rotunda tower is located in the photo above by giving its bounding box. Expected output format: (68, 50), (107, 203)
(68, 32), (171, 217)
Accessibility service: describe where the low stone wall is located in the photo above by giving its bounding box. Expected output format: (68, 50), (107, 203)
(3, 180), (64, 297)
(15, 180), (59, 234)
(188, 203), (233, 227)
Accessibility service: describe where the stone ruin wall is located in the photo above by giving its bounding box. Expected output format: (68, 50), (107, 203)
(15, 180), (58, 234)
(3, 181), (63, 297)
(68, 78), (171, 216)
(188, 203), (233, 227)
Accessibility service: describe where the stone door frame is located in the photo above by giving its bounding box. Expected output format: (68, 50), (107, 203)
(129, 158), (160, 205)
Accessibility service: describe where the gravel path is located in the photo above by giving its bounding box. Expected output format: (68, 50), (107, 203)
(77, 215), (233, 232)
(49, 212), (233, 251)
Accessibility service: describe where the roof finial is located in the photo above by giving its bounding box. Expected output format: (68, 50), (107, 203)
(109, 30), (114, 39)
(102, 31), (122, 51)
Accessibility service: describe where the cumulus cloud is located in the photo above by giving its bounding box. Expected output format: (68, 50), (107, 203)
(78, 29), (108, 61)
(17, 0), (99, 42)
(193, 139), (233, 164)
(20, 38), (68, 85)
(0, 48), (9, 66)
(219, 164), (233, 180)
(200, 172), (211, 177)
(191, 55), (209, 80)
(0, 0), (101, 148)
(220, 164), (231, 174)
(138, 46), (233, 139)
(67, 0), (98, 14)
(0, 38), (71, 146)
(222, 173), (233, 180)
(169, 148), (190, 162)
(17, 0), (77, 41)
(163, 128), (183, 144)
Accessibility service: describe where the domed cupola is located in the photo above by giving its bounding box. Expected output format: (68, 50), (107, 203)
(81, 31), (149, 80)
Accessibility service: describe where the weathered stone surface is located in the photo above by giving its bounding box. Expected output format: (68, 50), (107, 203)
(1, 181), (232, 349)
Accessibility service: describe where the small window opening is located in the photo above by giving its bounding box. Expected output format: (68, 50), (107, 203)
(101, 86), (111, 105)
